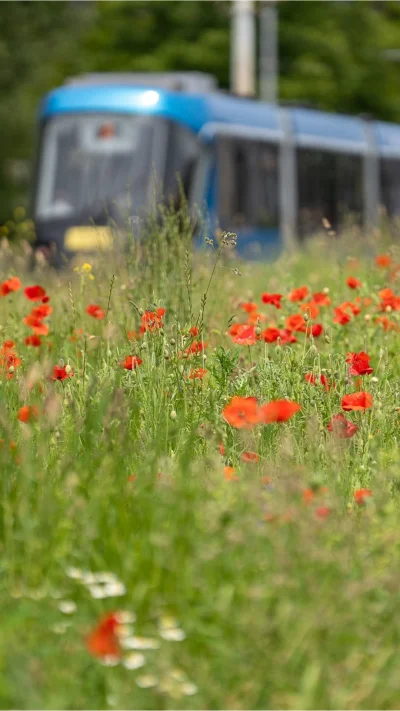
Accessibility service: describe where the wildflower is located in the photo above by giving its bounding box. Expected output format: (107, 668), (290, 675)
(312, 291), (331, 306)
(260, 400), (301, 423)
(30, 304), (53, 319)
(278, 329), (298, 344)
(260, 327), (280, 343)
(24, 285), (47, 301)
(285, 314), (306, 332)
(24, 335), (41, 347)
(327, 413), (358, 439)
(123, 652), (146, 670)
(300, 301), (320, 319)
(1, 276), (21, 296)
(222, 396), (262, 429)
(120, 355), (143, 370)
(140, 308), (165, 333)
(86, 613), (122, 660)
(315, 506), (331, 519)
(346, 351), (373, 376)
(375, 254), (391, 268)
(346, 276), (361, 289)
(18, 405), (39, 423)
(189, 367), (206, 380)
(23, 314), (49, 336)
(224, 466), (239, 481)
(229, 323), (257, 346)
(52, 365), (74, 381)
(303, 488), (315, 504)
(305, 373), (331, 391)
(288, 286), (309, 302)
(189, 325), (199, 337)
(261, 292), (283, 309)
(341, 392), (373, 411)
(86, 304), (105, 320)
(241, 301), (258, 314)
(354, 488), (372, 505)
(241, 451), (259, 463)
(184, 339), (206, 356)
(333, 307), (351, 325)
(307, 323), (323, 337)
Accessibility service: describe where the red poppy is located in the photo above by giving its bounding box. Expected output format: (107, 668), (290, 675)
(346, 276), (361, 289)
(288, 286), (309, 302)
(2, 340), (15, 353)
(86, 613), (122, 660)
(340, 301), (361, 316)
(120, 355), (143, 370)
(260, 399), (301, 423)
(23, 314), (49, 336)
(241, 451), (259, 463)
(189, 325), (199, 337)
(140, 308), (165, 333)
(341, 392), (373, 411)
(378, 288), (400, 312)
(286, 314), (306, 332)
(229, 324), (257, 346)
(333, 307), (351, 325)
(86, 304), (105, 320)
(1, 276), (22, 296)
(315, 506), (331, 519)
(184, 339), (206, 356)
(24, 335), (41, 347)
(222, 396), (262, 429)
(261, 293), (283, 309)
(327, 413), (358, 439)
(375, 254), (391, 268)
(189, 367), (207, 380)
(307, 323), (323, 337)
(303, 488), (315, 504)
(305, 373), (331, 391)
(278, 329), (298, 344)
(52, 365), (73, 381)
(300, 301), (320, 319)
(42, 295), (50, 304)
(260, 327), (281, 343)
(346, 351), (373, 376)
(18, 405), (39, 423)
(241, 301), (258, 313)
(224, 466), (239, 481)
(312, 291), (331, 306)
(354, 488), (372, 505)
(30, 304), (53, 319)
(24, 285), (47, 301)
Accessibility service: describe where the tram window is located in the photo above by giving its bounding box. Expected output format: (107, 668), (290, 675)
(380, 158), (400, 218)
(163, 122), (200, 206)
(297, 148), (363, 238)
(217, 136), (279, 229)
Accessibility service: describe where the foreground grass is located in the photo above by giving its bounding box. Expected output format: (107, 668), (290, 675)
(1, 218), (400, 709)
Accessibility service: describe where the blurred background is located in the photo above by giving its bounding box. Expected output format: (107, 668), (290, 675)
(2, 0), (400, 227)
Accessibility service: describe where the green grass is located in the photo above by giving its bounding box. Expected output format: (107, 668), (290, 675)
(1, 212), (400, 709)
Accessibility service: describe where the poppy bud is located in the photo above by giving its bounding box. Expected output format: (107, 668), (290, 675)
(255, 326), (261, 336)
(59, 359), (65, 367)
(65, 364), (72, 374)
(140, 342), (148, 350)
(324, 334), (330, 344)
(364, 314), (371, 322)
(8, 365), (14, 374)
(170, 410), (177, 420)
(370, 376), (378, 384)
(323, 287), (330, 294)
(309, 345), (318, 356)
(303, 312), (309, 322)
(170, 338), (176, 346)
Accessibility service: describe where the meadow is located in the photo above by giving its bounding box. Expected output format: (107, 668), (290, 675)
(1, 208), (400, 710)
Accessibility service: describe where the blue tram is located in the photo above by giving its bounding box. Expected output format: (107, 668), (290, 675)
(32, 71), (400, 261)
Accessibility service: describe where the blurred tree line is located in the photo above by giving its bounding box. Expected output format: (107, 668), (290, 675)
(2, 0), (400, 223)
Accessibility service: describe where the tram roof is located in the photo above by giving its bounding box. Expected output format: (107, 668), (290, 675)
(40, 82), (400, 156)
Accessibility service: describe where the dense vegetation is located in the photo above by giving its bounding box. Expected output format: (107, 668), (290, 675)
(0, 212), (400, 708)
(3, 0), (400, 220)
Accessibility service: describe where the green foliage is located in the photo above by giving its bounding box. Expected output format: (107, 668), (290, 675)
(0, 214), (398, 706)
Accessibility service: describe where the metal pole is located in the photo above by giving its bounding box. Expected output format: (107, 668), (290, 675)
(231, 0), (256, 97)
(259, 1), (278, 103)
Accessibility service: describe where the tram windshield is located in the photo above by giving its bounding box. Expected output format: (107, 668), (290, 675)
(35, 114), (158, 222)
